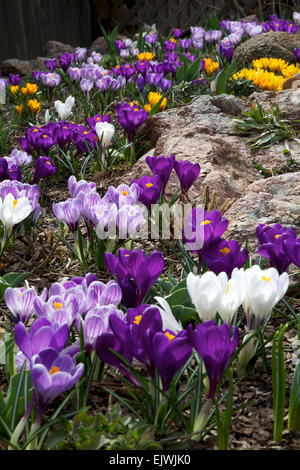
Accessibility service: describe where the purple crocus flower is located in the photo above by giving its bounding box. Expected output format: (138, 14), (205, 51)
(125, 305), (163, 368)
(9, 74), (21, 85)
(136, 74), (145, 93)
(30, 348), (84, 413)
(179, 38), (192, 50)
(159, 77), (172, 92)
(173, 28), (183, 39)
(115, 40), (126, 53)
(190, 26), (205, 40)
(52, 198), (82, 232)
(53, 125), (72, 148)
(183, 52), (196, 62)
(108, 183), (139, 207)
(67, 67), (81, 83)
(5, 287), (37, 324)
(164, 40), (177, 52)
(36, 133), (55, 154)
(183, 208), (228, 266)
(144, 327), (193, 391)
(120, 64), (136, 80)
(31, 156), (56, 184)
(105, 249), (165, 308)
(91, 51), (103, 62)
(256, 223), (296, 273)
(7, 164), (21, 181)
(145, 31), (157, 45)
(115, 102), (148, 142)
(76, 304), (123, 354)
(131, 175), (162, 208)
(96, 313), (136, 385)
(68, 175), (96, 198)
(96, 75), (121, 92)
(9, 149), (32, 167)
(174, 160), (200, 193)
(80, 79), (94, 95)
(40, 72), (61, 88)
(218, 38), (234, 62)
(193, 38), (204, 50)
(294, 48), (300, 63)
(75, 47), (87, 62)
(14, 317), (69, 360)
(150, 61), (165, 74)
(135, 60), (150, 76)
(187, 321), (239, 398)
(204, 30), (223, 44)
(120, 49), (130, 59)
(117, 204), (144, 239)
(34, 292), (79, 328)
(0, 158), (8, 181)
(32, 71), (42, 82)
(59, 52), (74, 71)
(45, 59), (57, 72)
(203, 239), (248, 277)
(146, 154), (175, 191)
(96, 305), (161, 386)
(283, 237), (300, 268)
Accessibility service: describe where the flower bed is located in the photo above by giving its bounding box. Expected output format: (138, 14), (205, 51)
(0, 11), (300, 451)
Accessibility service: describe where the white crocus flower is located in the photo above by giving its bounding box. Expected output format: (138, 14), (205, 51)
(95, 122), (115, 148)
(187, 271), (223, 322)
(0, 79), (6, 105)
(293, 12), (300, 24)
(45, 109), (50, 124)
(54, 95), (75, 120)
(0, 194), (32, 230)
(217, 272), (245, 324)
(65, 95), (75, 108)
(232, 265), (289, 329)
(154, 296), (182, 333)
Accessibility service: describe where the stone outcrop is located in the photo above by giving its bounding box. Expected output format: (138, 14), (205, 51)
(234, 30), (300, 66)
(44, 41), (75, 58)
(123, 94), (262, 205)
(224, 172), (300, 253)
(249, 88), (300, 124)
(0, 59), (33, 76)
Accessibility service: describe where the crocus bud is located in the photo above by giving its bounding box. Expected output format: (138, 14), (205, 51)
(238, 332), (256, 375)
(95, 122), (115, 147)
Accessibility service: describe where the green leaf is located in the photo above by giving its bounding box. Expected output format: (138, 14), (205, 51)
(80, 433), (111, 450)
(288, 362), (300, 432)
(172, 305), (197, 323)
(288, 315), (300, 432)
(215, 60), (239, 95)
(165, 287), (193, 309)
(272, 324), (288, 442)
(44, 429), (70, 449)
(0, 272), (31, 301)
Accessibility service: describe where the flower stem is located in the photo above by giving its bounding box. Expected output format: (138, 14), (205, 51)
(9, 393), (36, 450)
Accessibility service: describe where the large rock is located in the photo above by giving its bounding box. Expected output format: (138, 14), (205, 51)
(224, 172), (300, 254)
(282, 72), (300, 90)
(88, 37), (109, 55)
(44, 41), (75, 58)
(252, 140), (300, 173)
(88, 34), (128, 56)
(0, 59), (32, 76)
(118, 94), (262, 204)
(29, 57), (48, 71)
(249, 88), (300, 124)
(234, 31), (300, 66)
